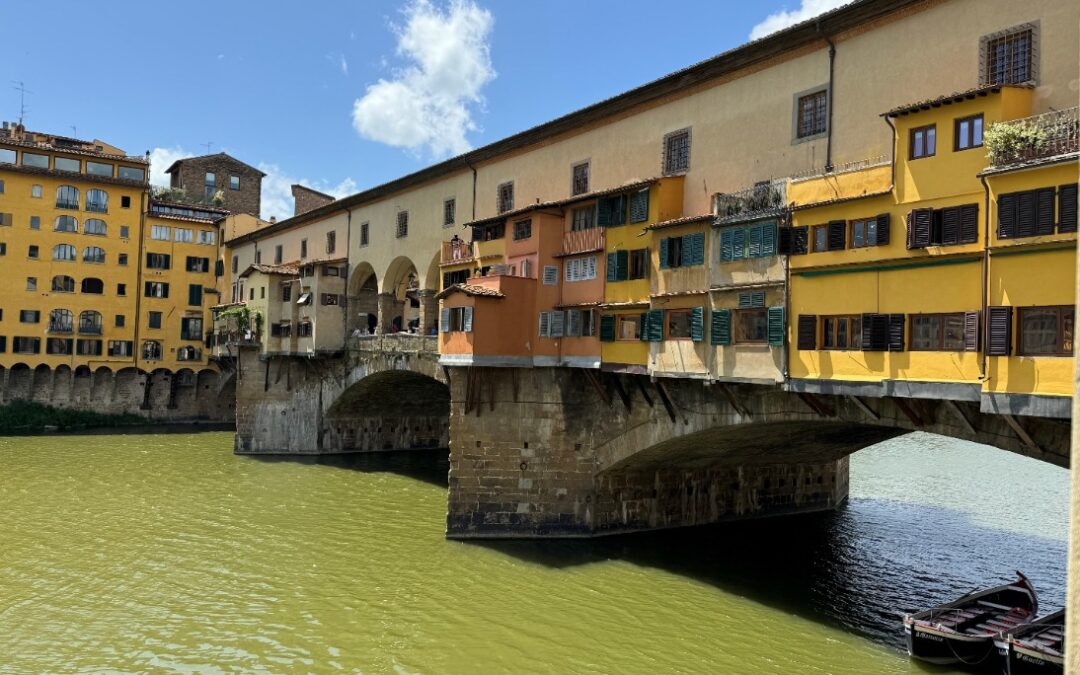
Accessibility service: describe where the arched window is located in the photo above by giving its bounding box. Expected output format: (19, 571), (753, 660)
(54, 215), (78, 232)
(51, 275), (75, 293)
(141, 340), (162, 360)
(86, 189), (108, 213)
(78, 311), (102, 334)
(80, 277), (104, 294)
(177, 345), (199, 362)
(48, 308), (73, 333)
(82, 246), (105, 263)
(53, 244), (77, 261)
(84, 218), (107, 235)
(56, 185), (79, 209)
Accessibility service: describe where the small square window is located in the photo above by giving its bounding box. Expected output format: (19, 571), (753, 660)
(31, 184), (41, 198)
(29, 216), (40, 230)
(117, 283), (127, 296)
(513, 219), (532, 241)
(663, 129), (691, 175)
(26, 276), (36, 291)
(230, 175), (240, 190)
(396, 211), (409, 238)
(149, 311), (162, 329)
(120, 226), (130, 238)
(28, 245), (38, 259)
(118, 253), (128, 266)
(910, 124), (936, 159)
(121, 195), (131, 208)
(795, 90), (828, 140)
(115, 315), (125, 327)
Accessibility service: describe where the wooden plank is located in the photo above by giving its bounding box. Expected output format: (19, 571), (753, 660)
(582, 369), (611, 406)
(653, 379), (677, 423)
(1002, 413), (1038, 449)
(718, 383), (750, 418)
(635, 376), (654, 407)
(893, 397), (924, 427)
(611, 374), (631, 412)
(945, 400), (976, 435)
(847, 395), (880, 420)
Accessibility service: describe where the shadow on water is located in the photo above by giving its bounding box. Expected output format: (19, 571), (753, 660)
(469, 498), (1067, 655)
(245, 449), (450, 487)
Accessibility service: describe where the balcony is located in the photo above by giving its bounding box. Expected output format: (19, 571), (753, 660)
(441, 239), (475, 265)
(55, 200), (79, 210)
(47, 322), (73, 334)
(560, 227), (605, 256)
(714, 179), (787, 225)
(987, 107), (1079, 168)
(77, 325), (103, 336)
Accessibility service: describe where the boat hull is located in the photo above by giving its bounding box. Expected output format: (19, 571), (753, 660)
(905, 622), (997, 667)
(1007, 648), (1064, 675)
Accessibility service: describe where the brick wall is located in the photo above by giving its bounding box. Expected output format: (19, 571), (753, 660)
(170, 155), (263, 216)
(292, 184), (335, 216)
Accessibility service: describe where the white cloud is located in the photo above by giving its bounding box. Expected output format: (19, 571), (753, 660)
(257, 162), (357, 222)
(340, 54), (349, 76)
(149, 146), (193, 188)
(352, 0), (495, 159)
(749, 0), (849, 40)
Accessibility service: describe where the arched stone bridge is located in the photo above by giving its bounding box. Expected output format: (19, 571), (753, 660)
(231, 344), (1069, 538)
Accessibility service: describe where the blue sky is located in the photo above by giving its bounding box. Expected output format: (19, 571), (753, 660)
(0, 1), (844, 219)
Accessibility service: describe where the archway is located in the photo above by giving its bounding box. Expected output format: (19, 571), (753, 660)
(348, 262), (379, 335)
(324, 370), (450, 452)
(382, 256), (419, 334)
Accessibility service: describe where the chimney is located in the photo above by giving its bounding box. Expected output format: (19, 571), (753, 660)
(269, 216), (277, 224)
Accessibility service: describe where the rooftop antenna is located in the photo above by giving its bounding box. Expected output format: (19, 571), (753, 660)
(202, 141), (214, 154)
(11, 81), (31, 126)
(70, 125), (77, 138)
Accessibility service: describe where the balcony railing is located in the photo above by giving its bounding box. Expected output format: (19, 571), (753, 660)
(561, 227), (605, 255)
(987, 107), (1079, 167)
(47, 322), (73, 334)
(78, 324), (103, 335)
(55, 199), (79, 210)
(714, 179), (787, 225)
(441, 240), (475, 264)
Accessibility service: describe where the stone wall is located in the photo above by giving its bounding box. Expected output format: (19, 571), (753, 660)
(0, 365), (234, 421)
(169, 155), (263, 217)
(292, 184), (335, 216)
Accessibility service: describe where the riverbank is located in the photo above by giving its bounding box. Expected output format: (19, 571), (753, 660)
(0, 400), (234, 435)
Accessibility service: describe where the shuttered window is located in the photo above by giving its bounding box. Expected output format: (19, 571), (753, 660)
(1018, 305), (1074, 356)
(550, 310), (565, 337)
(617, 314), (642, 340)
(986, 306), (1013, 356)
(860, 313), (891, 351)
(645, 309), (664, 342)
(597, 195), (627, 227)
(606, 250), (630, 282)
(767, 307), (785, 347)
(537, 311), (550, 337)
(660, 233), (705, 268)
(797, 315), (818, 350)
(542, 265), (558, 285)
(599, 315), (616, 342)
(188, 284), (203, 307)
(911, 313), (968, 351)
(907, 205), (978, 248)
(821, 315), (861, 350)
(999, 187), (1061, 238)
(719, 222), (777, 261)
(629, 189), (650, 223)
(735, 309), (767, 344)
(779, 226), (810, 255)
(443, 306), (472, 333)
(1058, 183), (1077, 233)
(737, 291), (766, 308)
(710, 309), (731, 346)
(851, 214), (890, 247)
(628, 249), (648, 280)
(666, 309), (693, 340)
(689, 307), (704, 342)
(565, 256), (597, 282)
(827, 220), (846, 251)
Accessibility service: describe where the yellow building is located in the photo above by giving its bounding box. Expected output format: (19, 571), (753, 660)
(0, 122), (148, 369)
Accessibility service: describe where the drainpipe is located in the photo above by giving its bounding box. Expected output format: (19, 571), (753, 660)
(979, 175), (992, 382)
(821, 28), (837, 173)
(133, 185), (147, 369)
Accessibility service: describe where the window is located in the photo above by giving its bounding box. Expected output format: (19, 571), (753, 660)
(197, 230), (215, 245)
(80, 278), (104, 294)
(274, 245), (283, 264)
(572, 161), (590, 196)
(982, 25), (1035, 86)
(571, 206), (595, 231)
(666, 310), (692, 339)
(719, 222), (778, 261)
(444, 199), (456, 227)
(564, 256), (597, 282)
(513, 219), (532, 241)
(441, 306), (473, 333)
(735, 309), (769, 344)
(908, 204), (979, 247)
(565, 309), (597, 337)
(120, 195), (131, 209)
(147, 252), (170, 268)
(117, 284), (126, 296)
(0, 242), (5, 255)
(910, 125), (936, 159)
(79, 311), (102, 335)
(53, 244), (77, 261)
(1019, 306), (1074, 356)
(47, 338), (73, 355)
(497, 181), (514, 213)
(230, 175), (240, 190)
(188, 284), (203, 306)
(26, 276), (36, 291)
(186, 256), (209, 272)
(120, 226), (129, 238)
(28, 245), (39, 259)
(205, 172), (216, 187)
(145, 282), (169, 298)
(997, 188), (1065, 239)
(955, 114), (984, 151)
(20, 309), (40, 323)
(23, 152), (48, 169)
(0, 148), (14, 164)
(662, 128), (691, 175)
(297, 322), (313, 338)
(108, 341), (134, 357)
(56, 185), (80, 209)
(850, 218), (883, 248)
(148, 311), (162, 329)
(84, 218), (106, 235)
(542, 265), (558, 285)
(396, 212), (408, 238)
(86, 162), (113, 178)
(911, 313), (967, 351)
(115, 315), (125, 327)
(151, 225), (170, 240)
(282, 283), (292, 302)
(795, 89), (828, 140)
(119, 166), (144, 182)
(617, 314), (641, 340)
(0, 179), (5, 193)
(629, 249), (648, 280)
(31, 184), (41, 198)
(0, 212), (10, 226)
(174, 228), (194, 243)
(54, 215), (78, 232)
(85, 189), (108, 213)
(812, 225), (828, 252)
(822, 315), (862, 350)
(52, 275), (75, 293)
(232, 255), (238, 271)
(48, 309), (73, 333)
(660, 233), (705, 268)
(77, 339), (103, 356)
(142, 341), (162, 361)
(181, 317), (203, 340)
(118, 254), (128, 266)
(326, 230), (336, 254)
(83, 246), (105, 263)
(360, 223), (369, 247)
(29, 216), (39, 230)
(13, 337), (40, 354)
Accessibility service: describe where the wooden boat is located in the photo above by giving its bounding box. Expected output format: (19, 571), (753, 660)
(903, 571), (1037, 668)
(999, 609), (1064, 675)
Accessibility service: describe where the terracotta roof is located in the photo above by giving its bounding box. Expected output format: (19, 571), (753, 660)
(297, 256), (348, 266)
(238, 263), (299, 278)
(883, 84), (1031, 118)
(0, 132), (147, 164)
(227, 0), (924, 245)
(644, 213), (713, 232)
(435, 283), (505, 300)
(464, 178), (658, 230)
(165, 152), (267, 177)
(555, 301), (603, 309)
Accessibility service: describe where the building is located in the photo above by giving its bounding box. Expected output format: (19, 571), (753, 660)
(165, 153), (265, 217)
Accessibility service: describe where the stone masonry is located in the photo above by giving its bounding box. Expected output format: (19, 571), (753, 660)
(166, 153), (265, 216)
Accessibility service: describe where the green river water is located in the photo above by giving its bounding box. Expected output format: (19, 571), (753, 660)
(0, 431), (1068, 674)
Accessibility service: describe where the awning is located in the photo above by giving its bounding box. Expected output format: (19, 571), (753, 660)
(296, 292), (311, 305)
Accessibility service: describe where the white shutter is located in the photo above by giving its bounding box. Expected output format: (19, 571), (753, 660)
(543, 265), (557, 285)
(584, 256), (597, 280)
(550, 311), (565, 337)
(564, 260), (575, 282)
(566, 309), (581, 337)
(440, 308), (451, 333)
(538, 312), (550, 337)
(463, 307), (473, 333)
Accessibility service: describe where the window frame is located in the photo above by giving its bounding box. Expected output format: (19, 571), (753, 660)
(496, 181), (514, 214)
(954, 114), (984, 152)
(734, 308), (769, 345)
(662, 128), (691, 176)
(909, 312), (967, 352)
(793, 88), (829, 141)
(513, 219), (532, 241)
(571, 161), (590, 196)
(1018, 305), (1074, 357)
(443, 198), (456, 227)
(980, 24), (1037, 86)
(665, 309), (693, 341)
(396, 212), (408, 239)
(820, 315), (863, 351)
(910, 124), (937, 160)
(616, 314), (642, 341)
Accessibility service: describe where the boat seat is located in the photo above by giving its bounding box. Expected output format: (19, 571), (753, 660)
(977, 600), (1013, 610)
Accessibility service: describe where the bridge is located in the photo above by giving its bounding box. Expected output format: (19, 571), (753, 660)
(232, 339), (1069, 538)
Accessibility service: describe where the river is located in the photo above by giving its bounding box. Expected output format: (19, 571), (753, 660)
(0, 431), (1068, 674)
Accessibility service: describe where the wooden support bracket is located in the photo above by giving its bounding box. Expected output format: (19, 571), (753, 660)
(847, 395), (880, 421)
(797, 392), (835, 418)
(611, 375), (632, 412)
(635, 376), (654, 408)
(1002, 413), (1039, 450)
(511, 369), (519, 403)
(582, 369), (612, 406)
(718, 383), (750, 418)
(945, 400), (976, 435)
(264, 358), (271, 392)
(653, 379), (677, 423)
(892, 397), (925, 427)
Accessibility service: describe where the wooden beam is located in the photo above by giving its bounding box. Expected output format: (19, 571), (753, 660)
(718, 383), (750, 418)
(892, 397), (924, 427)
(264, 358), (271, 392)
(653, 379), (677, 423)
(582, 369), (611, 406)
(510, 368), (519, 403)
(1002, 413), (1038, 450)
(797, 392), (834, 417)
(847, 395), (879, 421)
(488, 369), (495, 412)
(611, 374), (632, 412)
(635, 376), (654, 407)
(945, 400), (976, 435)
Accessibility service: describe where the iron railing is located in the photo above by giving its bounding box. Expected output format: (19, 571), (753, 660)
(441, 239), (475, 264)
(714, 179), (787, 225)
(987, 107), (1079, 167)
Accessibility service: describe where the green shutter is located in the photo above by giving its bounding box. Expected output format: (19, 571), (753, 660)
(767, 306), (785, 346)
(684, 232), (705, 266)
(639, 312), (649, 342)
(646, 309), (664, 342)
(659, 237), (670, 269)
(597, 199), (611, 228)
(612, 195), (627, 226)
(606, 252), (618, 282)
(731, 228), (745, 260)
(710, 309), (731, 346)
(720, 228), (734, 262)
(599, 315), (616, 342)
(462, 307), (473, 333)
(761, 222), (777, 256)
(188, 284), (202, 306)
(629, 188), (650, 223)
(615, 250), (629, 281)
(748, 223), (762, 258)
(690, 306), (705, 342)
(440, 308), (451, 333)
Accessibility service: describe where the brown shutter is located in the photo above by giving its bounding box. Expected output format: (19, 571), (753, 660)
(998, 192), (1018, 238)
(888, 314), (905, 351)
(777, 227), (793, 254)
(986, 306), (1013, 356)
(792, 226), (809, 255)
(797, 315), (817, 350)
(940, 207), (960, 245)
(1035, 187), (1056, 235)
(959, 204), (979, 244)
(861, 313), (889, 351)
(907, 209), (932, 248)
(1058, 183), (1078, 233)
(1016, 190), (1036, 237)
(827, 220), (846, 251)
(964, 310), (980, 352)
(875, 213), (890, 245)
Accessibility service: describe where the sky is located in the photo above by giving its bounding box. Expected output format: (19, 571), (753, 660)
(0, 0), (847, 221)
